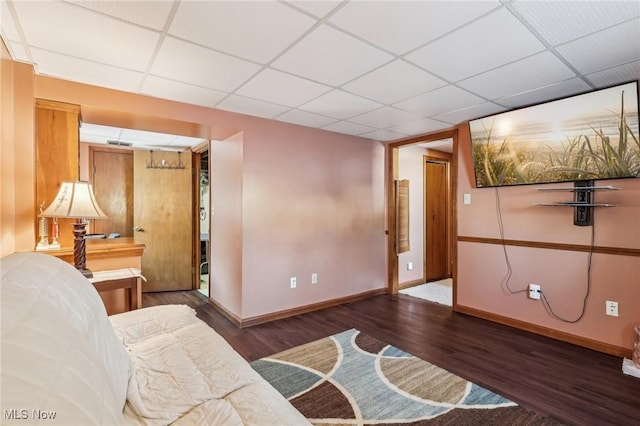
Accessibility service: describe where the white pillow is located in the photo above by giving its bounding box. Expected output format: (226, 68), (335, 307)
(1, 252), (131, 425)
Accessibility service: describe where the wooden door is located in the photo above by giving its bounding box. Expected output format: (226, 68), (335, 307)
(424, 160), (448, 281)
(90, 147), (133, 237)
(133, 150), (193, 292)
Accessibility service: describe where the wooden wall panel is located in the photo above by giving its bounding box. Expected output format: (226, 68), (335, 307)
(397, 179), (410, 254)
(35, 99), (80, 248)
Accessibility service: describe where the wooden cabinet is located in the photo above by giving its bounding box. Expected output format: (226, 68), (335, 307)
(35, 99), (81, 248)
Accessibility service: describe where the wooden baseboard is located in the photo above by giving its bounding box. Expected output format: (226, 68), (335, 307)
(207, 297), (243, 326)
(454, 304), (632, 359)
(398, 278), (425, 290)
(210, 289), (387, 328)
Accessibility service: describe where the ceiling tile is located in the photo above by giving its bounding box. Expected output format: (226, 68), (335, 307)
(322, 121), (377, 136)
(512, 0), (640, 46)
(79, 123), (204, 149)
(13, 1), (159, 71)
(343, 60), (446, 105)
(237, 69), (331, 107)
(151, 37), (261, 92)
(386, 118), (451, 136)
(457, 51), (577, 100)
(120, 128), (177, 145)
(286, 1), (343, 19)
(495, 78), (592, 109)
(299, 90), (382, 120)
(31, 48), (144, 93)
(217, 95), (290, 119)
(272, 24), (393, 86)
(431, 102), (505, 124)
(170, 1), (316, 64)
(1, 1), (20, 41)
(6, 0), (637, 143)
(360, 129), (408, 141)
(170, 135), (207, 148)
(141, 76), (228, 108)
(67, 0), (174, 31)
(395, 85), (485, 116)
(8, 41), (29, 62)
(275, 109), (337, 128)
(556, 19), (640, 74)
(417, 139), (453, 153)
(349, 107), (422, 129)
(329, 1), (500, 54)
(585, 61), (640, 88)
(406, 8), (545, 82)
(80, 123), (122, 143)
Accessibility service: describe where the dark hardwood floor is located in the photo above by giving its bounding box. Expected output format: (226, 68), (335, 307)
(143, 290), (640, 426)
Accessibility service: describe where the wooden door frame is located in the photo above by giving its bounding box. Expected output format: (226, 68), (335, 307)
(423, 155), (452, 281)
(386, 128), (458, 306)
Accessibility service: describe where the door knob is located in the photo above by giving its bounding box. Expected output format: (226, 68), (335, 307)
(134, 226), (144, 232)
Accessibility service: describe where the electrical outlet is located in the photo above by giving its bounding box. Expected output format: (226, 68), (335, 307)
(290, 277), (297, 289)
(528, 284), (541, 300)
(606, 300), (618, 317)
(311, 273), (318, 284)
(407, 262), (413, 271)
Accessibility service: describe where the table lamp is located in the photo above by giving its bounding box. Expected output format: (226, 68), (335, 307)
(40, 181), (108, 278)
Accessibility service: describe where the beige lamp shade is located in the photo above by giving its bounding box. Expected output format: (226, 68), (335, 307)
(40, 181), (108, 219)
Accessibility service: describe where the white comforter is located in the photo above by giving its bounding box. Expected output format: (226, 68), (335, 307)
(111, 305), (309, 426)
(2, 253), (308, 426)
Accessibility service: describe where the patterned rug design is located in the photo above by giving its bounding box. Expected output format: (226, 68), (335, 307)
(251, 329), (561, 425)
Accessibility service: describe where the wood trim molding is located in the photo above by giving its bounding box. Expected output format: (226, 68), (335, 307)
(388, 127), (458, 148)
(386, 128), (459, 296)
(35, 98), (81, 114)
(45, 237), (145, 263)
(386, 144), (399, 294)
(454, 304), (632, 358)
(457, 235), (640, 257)
(211, 288), (387, 328)
(398, 278), (427, 290)
(207, 298), (243, 327)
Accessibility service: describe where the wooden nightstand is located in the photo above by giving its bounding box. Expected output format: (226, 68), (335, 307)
(46, 237), (146, 315)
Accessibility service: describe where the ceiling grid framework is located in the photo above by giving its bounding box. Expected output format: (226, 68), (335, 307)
(1, 0), (638, 148)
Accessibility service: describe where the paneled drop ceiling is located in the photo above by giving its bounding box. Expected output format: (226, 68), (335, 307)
(2, 0), (639, 148)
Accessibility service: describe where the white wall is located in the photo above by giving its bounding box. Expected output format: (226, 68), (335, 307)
(398, 145), (427, 284)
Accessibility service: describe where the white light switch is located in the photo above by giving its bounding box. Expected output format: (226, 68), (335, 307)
(463, 193), (471, 205)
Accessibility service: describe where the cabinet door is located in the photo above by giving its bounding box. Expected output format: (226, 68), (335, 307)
(35, 99), (80, 248)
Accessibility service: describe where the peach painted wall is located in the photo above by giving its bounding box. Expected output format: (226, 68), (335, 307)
(456, 122), (640, 353)
(241, 121), (386, 318)
(1, 45), (35, 256)
(210, 132), (244, 318)
(5, 65), (387, 322)
(398, 145), (427, 284)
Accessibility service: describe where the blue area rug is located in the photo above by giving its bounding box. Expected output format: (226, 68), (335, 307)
(251, 329), (562, 425)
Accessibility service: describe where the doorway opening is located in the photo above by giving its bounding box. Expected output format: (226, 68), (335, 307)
(394, 143), (453, 306)
(81, 121), (207, 293)
(198, 150), (210, 297)
(387, 129), (458, 308)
